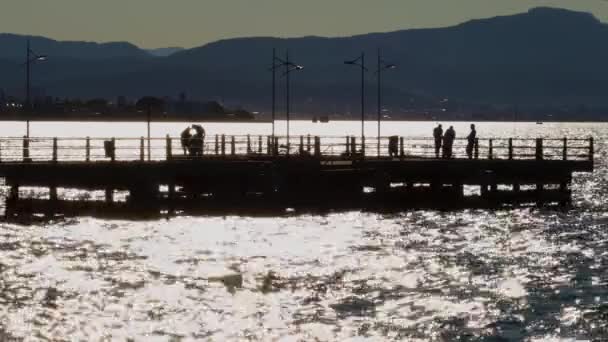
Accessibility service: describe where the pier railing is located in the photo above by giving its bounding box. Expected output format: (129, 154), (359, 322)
(0, 135), (594, 163)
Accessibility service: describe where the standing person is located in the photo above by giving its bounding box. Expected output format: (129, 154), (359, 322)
(443, 126), (456, 158)
(181, 126), (192, 155)
(433, 124), (443, 158)
(466, 124), (477, 159)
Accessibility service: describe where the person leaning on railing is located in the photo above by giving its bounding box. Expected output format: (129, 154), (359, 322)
(189, 124), (206, 156)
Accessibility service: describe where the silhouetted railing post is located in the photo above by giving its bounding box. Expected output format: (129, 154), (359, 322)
(166, 135), (172, 161)
(488, 139), (493, 160)
(474, 138), (479, 159)
(85, 137), (90, 162)
(0, 140), (2, 163)
(231, 136), (236, 156)
(399, 137), (404, 158)
(274, 137), (279, 156)
(346, 136), (350, 155)
(307, 135), (311, 152)
(215, 135), (219, 155)
(137, 137), (143, 161)
(535, 138), (543, 160)
(221, 134), (226, 156)
(563, 138), (568, 161)
(314, 136), (321, 157)
(361, 136), (366, 157)
(589, 137), (594, 162)
(247, 135), (251, 154)
(52, 137), (57, 162)
(351, 137), (356, 158)
(23, 136), (30, 162)
(111, 138), (116, 162)
(299, 136), (304, 154)
(508, 138), (513, 160)
(147, 136), (151, 162)
(266, 136), (272, 155)
(258, 135), (263, 154)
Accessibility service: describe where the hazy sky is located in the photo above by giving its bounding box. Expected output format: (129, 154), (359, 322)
(2, 0), (608, 48)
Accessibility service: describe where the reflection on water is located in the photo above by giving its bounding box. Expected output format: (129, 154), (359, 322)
(0, 121), (606, 340)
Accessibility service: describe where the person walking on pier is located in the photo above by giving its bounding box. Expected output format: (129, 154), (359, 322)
(433, 124), (443, 158)
(466, 124), (477, 159)
(181, 126), (192, 155)
(443, 126), (456, 158)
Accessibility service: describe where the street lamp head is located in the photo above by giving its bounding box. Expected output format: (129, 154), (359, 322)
(385, 64), (397, 69)
(36, 55), (48, 61)
(344, 60), (356, 65)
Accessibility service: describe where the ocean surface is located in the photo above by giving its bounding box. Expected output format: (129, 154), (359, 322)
(0, 121), (605, 341)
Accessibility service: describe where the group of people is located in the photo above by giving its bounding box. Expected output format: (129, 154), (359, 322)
(433, 124), (477, 159)
(181, 125), (206, 156)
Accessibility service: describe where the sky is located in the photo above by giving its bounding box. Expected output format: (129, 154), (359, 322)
(2, 0), (608, 49)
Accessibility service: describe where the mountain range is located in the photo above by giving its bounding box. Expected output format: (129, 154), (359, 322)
(2, 7), (608, 118)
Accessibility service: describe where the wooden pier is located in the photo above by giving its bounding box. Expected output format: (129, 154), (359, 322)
(0, 134), (594, 218)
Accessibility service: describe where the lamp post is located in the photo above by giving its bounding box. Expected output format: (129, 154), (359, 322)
(376, 48), (396, 156)
(24, 39), (48, 138)
(268, 48), (281, 139)
(272, 50), (303, 154)
(345, 52), (367, 153)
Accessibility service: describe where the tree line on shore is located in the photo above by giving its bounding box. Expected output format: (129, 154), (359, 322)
(0, 94), (254, 121)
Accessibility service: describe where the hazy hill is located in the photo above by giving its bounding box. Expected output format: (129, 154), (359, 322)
(2, 7), (608, 117)
(0, 34), (149, 60)
(146, 47), (185, 57)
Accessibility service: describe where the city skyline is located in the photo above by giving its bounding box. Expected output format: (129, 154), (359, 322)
(2, 0), (608, 49)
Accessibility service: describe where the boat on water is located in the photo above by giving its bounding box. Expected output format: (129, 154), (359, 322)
(536, 122), (543, 125)
(312, 116), (318, 123)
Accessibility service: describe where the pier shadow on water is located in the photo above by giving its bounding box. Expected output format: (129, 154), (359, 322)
(0, 186), (574, 225)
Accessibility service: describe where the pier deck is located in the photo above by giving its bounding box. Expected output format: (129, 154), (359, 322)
(0, 135), (594, 217)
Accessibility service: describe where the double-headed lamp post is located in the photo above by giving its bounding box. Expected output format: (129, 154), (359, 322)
(272, 50), (303, 154)
(376, 48), (397, 156)
(345, 52), (367, 153)
(24, 39), (48, 138)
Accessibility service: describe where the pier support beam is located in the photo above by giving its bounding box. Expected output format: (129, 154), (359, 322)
(9, 184), (19, 201)
(513, 183), (520, 192)
(167, 183), (176, 215)
(49, 186), (58, 201)
(105, 188), (113, 204)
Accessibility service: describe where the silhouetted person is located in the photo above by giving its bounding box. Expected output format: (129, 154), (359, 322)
(466, 124), (477, 159)
(443, 126), (456, 158)
(181, 126), (192, 155)
(388, 136), (399, 157)
(190, 124), (205, 156)
(433, 124), (443, 158)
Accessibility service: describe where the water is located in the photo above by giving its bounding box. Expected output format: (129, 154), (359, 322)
(0, 121), (605, 341)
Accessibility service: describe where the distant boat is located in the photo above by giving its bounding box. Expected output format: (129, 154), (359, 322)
(536, 121), (543, 125)
(319, 116), (329, 123)
(312, 116), (318, 123)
